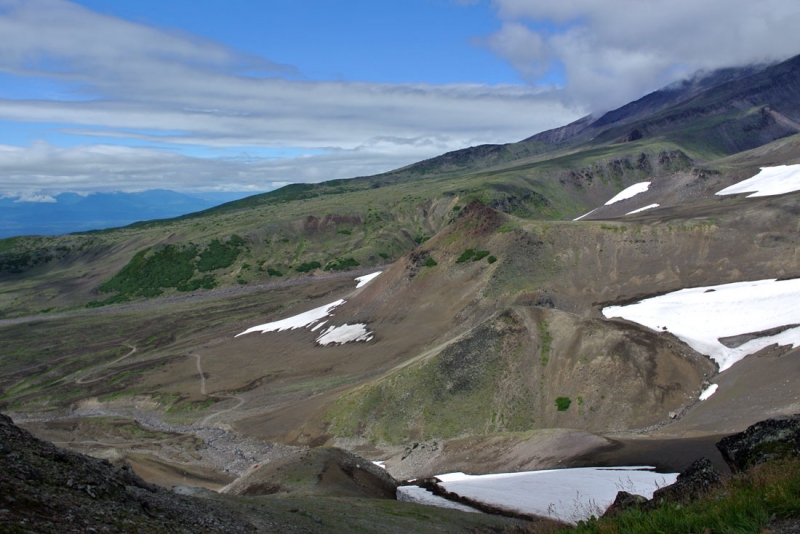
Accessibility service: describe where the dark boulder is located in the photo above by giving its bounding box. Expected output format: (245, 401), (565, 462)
(602, 491), (648, 518)
(716, 414), (800, 472)
(649, 457), (721, 506)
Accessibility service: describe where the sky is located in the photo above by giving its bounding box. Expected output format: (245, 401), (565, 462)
(2, 0), (800, 201)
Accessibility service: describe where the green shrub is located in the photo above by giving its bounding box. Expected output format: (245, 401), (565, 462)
(452, 205), (461, 212)
(378, 252), (389, 260)
(487, 255), (497, 264)
(456, 249), (475, 263)
(424, 257), (438, 267)
(337, 229), (352, 235)
(196, 237), (245, 272)
(176, 275), (216, 292)
(472, 250), (490, 261)
(267, 268), (283, 277)
(99, 245), (197, 299)
(295, 261), (322, 273)
(555, 396), (572, 411)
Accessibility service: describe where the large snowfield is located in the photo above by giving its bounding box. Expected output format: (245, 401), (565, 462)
(602, 278), (800, 372)
(398, 467), (676, 524)
(716, 164), (800, 197)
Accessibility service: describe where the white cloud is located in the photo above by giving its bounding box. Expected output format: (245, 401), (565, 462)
(15, 192), (56, 203)
(0, 140), (469, 195)
(485, 0), (800, 111)
(0, 0), (582, 195)
(4, 0), (796, 196)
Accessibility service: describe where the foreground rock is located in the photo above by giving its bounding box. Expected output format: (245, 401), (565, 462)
(648, 457), (721, 505)
(0, 413), (255, 534)
(716, 414), (800, 472)
(601, 458), (721, 518)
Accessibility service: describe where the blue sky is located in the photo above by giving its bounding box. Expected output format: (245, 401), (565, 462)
(74, 0), (528, 85)
(1, 0), (800, 199)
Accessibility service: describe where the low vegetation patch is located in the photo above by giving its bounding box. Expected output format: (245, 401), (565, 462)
(92, 234), (247, 305)
(456, 248), (476, 263)
(456, 248), (493, 263)
(562, 458), (800, 534)
(295, 261), (322, 273)
(177, 275), (216, 292)
(196, 235), (245, 272)
(99, 245), (197, 300)
(424, 257), (438, 267)
(538, 321), (552, 366)
(324, 257), (360, 271)
(555, 396), (572, 411)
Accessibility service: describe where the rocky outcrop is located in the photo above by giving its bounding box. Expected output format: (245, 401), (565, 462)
(0, 413), (255, 533)
(604, 457), (722, 517)
(716, 414), (800, 472)
(649, 457), (722, 505)
(602, 491), (649, 518)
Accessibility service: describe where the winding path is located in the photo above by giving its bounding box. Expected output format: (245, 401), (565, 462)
(191, 353), (245, 426)
(75, 344), (138, 384)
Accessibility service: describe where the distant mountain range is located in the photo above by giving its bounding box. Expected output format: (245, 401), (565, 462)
(0, 190), (257, 238)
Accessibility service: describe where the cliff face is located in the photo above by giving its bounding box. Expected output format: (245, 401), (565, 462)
(0, 413), (255, 534)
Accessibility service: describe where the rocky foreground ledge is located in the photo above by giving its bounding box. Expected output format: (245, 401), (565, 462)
(2, 411), (799, 533)
(0, 413), (255, 533)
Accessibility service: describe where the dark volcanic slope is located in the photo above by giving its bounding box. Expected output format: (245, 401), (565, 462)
(0, 413), (255, 534)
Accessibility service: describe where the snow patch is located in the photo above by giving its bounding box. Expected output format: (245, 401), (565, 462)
(602, 279), (800, 371)
(626, 203), (660, 215)
(310, 320), (327, 332)
(605, 182), (650, 205)
(316, 323), (373, 345)
(573, 208), (597, 221)
(236, 299), (345, 337)
(428, 467), (676, 524)
(355, 271), (382, 288)
(700, 384), (718, 401)
(372, 461), (386, 469)
(716, 165), (800, 198)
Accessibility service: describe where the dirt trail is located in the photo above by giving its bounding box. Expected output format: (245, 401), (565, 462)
(75, 345), (137, 385)
(191, 354), (246, 426)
